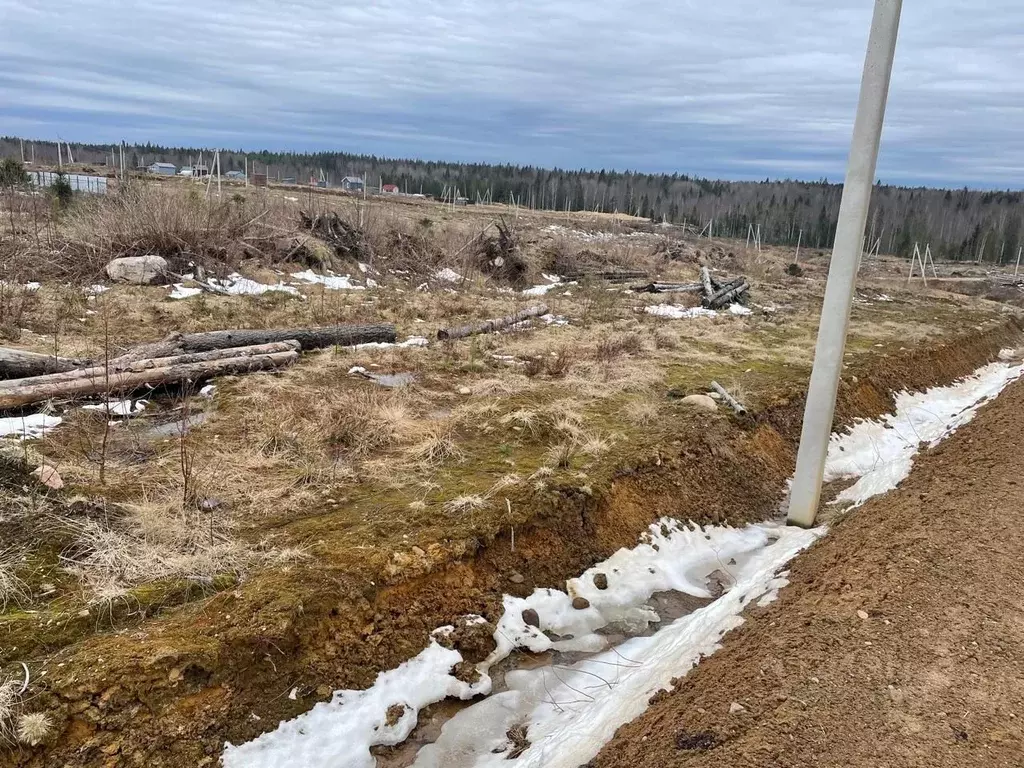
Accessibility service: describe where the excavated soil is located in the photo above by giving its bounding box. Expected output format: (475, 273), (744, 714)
(592, 354), (1024, 767)
(5, 317), (1022, 767)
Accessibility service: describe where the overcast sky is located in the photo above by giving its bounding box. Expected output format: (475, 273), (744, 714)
(1, 1), (1022, 187)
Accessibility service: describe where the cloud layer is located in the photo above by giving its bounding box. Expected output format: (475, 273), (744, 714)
(2, 0), (1022, 186)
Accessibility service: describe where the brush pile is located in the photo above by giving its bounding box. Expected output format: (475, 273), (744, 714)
(300, 211), (369, 262)
(477, 221), (529, 286)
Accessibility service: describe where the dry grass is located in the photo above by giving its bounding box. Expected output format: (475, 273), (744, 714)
(0, 549), (27, 611)
(0, 678), (22, 745)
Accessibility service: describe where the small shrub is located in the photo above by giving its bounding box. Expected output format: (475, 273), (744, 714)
(50, 171), (74, 209)
(0, 158), (29, 188)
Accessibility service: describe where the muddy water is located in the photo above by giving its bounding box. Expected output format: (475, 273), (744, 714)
(372, 589), (713, 768)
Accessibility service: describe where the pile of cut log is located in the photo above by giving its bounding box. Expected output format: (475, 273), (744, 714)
(0, 324), (395, 411)
(632, 269), (750, 307)
(699, 267), (750, 310)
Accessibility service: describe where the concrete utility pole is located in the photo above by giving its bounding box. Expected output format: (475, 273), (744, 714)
(787, 0), (903, 528)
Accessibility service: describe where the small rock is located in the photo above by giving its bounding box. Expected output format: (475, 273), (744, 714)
(593, 572), (609, 590)
(857, 610), (869, 620)
(681, 394), (718, 412)
(509, 572), (525, 584)
(729, 702), (746, 715)
(105, 254), (168, 285)
(31, 465), (63, 490)
(457, 386), (472, 396)
(411, 546), (426, 557)
(707, 392), (723, 401)
(199, 497), (223, 511)
(572, 597), (591, 610)
(521, 608), (541, 628)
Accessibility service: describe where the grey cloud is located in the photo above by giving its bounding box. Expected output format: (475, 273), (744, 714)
(1, 0), (1022, 185)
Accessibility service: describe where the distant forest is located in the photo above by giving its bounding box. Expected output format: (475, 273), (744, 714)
(4, 136), (1023, 263)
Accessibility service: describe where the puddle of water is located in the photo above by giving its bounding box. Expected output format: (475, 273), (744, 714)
(370, 372), (416, 388)
(136, 410), (211, 440)
(371, 589), (711, 768)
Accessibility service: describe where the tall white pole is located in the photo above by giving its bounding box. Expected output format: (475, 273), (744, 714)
(1015, 246), (1022, 278)
(787, 0), (903, 528)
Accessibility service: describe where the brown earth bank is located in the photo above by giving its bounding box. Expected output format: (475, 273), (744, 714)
(6, 316), (1022, 767)
(591, 342), (1024, 768)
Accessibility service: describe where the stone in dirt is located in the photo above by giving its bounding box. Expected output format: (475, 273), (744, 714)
(31, 465), (63, 490)
(682, 394), (718, 412)
(105, 255), (169, 285)
(729, 702), (746, 715)
(509, 571), (525, 584)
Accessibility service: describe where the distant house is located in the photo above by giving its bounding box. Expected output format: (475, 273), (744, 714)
(178, 166), (193, 177)
(147, 162), (177, 176)
(381, 184), (399, 194)
(224, 170), (245, 180)
(341, 176), (365, 192)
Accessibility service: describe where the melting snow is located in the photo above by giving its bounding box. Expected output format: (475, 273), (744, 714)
(82, 399), (148, 417)
(292, 270), (365, 290)
(523, 281), (576, 297)
(211, 274), (301, 297)
(353, 336), (430, 351)
(644, 304), (749, 319)
(168, 284), (202, 300)
(824, 360), (1024, 507)
(0, 413), (62, 439)
(435, 268), (463, 283)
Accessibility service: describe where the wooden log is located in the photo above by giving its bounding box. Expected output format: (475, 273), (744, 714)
(0, 348), (91, 380)
(707, 281), (750, 310)
(711, 381), (747, 416)
(632, 282), (703, 294)
(437, 305), (549, 341)
(700, 266), (714, 303)
(0, 351), (299, 410)
(563, 270), (647, 282)
(110, 325), (396, 367)
(0, 342), (300, 391)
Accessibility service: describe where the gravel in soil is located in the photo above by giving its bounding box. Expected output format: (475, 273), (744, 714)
(590, 375), (1024, 768)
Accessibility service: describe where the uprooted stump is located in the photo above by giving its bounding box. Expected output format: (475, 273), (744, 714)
(477, 221), (529, 286)
(300, 211), (369, 262)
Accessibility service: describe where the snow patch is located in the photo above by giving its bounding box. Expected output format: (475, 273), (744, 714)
(353, 336), (430, 351)
(223, 630), (489, 768)
(644, 303), (749, 320)
(211, 274), (301, 297)
(824, 360), (1024, 507)
(168, 284), (202, 300)
(435, 268), (463, 283)
(82, 399), (148, 417)
(292, 270), (365, 290)
(523, 281), (576, 297)
(0, 413), (62, 439)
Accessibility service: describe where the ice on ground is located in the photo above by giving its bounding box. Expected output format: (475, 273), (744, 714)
(85, 284), (110, 295)
(644, 304), (749, 320)
(435, 268), (463, 283)
(0, 413), (62, 439)
(82, 399), (147, 417)
(292, 271), (365, 290)
(168, 284), (202, 300)
(199, 384), (217, 398)
(824, 360), (1024, 507)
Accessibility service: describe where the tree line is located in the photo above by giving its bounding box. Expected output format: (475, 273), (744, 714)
(3, 136), (1022, 263)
